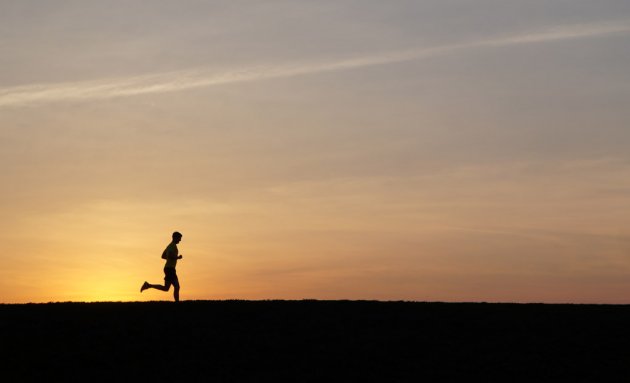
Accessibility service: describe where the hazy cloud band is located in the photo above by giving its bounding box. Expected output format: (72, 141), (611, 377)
(1, 21), (628, 108)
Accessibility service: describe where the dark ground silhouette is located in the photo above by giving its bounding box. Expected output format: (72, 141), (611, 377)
(2, 300), (630, 381)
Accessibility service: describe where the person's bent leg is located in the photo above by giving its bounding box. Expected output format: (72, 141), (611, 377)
(148, 281), (171, 292)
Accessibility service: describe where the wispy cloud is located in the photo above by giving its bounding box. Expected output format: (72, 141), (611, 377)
(1, 21), (628, 108)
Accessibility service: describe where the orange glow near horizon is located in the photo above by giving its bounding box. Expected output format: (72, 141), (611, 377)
(4, 161), (630, 304)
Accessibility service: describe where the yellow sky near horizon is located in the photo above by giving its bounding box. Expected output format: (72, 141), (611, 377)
(2, 1), (630, 303)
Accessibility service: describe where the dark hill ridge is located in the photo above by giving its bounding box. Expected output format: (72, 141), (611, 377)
(2, 300), (630, 381)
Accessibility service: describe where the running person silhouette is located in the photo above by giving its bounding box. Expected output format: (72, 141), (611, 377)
(141, 231), (183, 302)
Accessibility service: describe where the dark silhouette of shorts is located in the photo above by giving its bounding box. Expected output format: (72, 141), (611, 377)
(164, 267), (178, 283)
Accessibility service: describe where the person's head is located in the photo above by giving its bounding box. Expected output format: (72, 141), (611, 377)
(172, 231), (183, 243)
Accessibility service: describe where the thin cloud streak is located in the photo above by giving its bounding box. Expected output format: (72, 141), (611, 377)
(1, 21), (628, 108)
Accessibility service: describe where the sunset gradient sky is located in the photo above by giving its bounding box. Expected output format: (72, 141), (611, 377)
(2, 1), (630, 303)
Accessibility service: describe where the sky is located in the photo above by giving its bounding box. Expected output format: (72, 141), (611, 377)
(1, 0), (629, 303)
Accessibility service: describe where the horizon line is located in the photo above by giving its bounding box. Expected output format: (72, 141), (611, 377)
(0, 299), (624, 305)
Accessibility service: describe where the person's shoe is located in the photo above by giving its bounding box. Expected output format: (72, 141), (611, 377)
(140, 282), (149, 292)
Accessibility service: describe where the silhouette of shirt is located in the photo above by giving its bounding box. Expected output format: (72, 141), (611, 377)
(163, 242), (179, 269)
